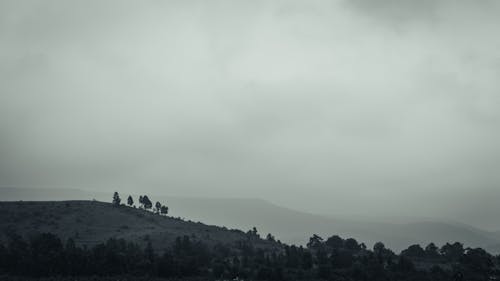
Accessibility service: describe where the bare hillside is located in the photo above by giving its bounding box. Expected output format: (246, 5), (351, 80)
(2, 188), (500, 253)
(0, 200), (277, 252)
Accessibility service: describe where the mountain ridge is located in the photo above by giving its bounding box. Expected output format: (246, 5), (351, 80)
(1, 187), (500, 253)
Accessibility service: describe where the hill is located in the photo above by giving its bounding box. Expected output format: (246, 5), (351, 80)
(160, 197), (500, 253)
(2, 187), (500, 253)
(0, 200), (277, 252)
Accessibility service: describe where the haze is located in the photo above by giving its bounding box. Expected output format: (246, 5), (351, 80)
(1, 0), (500, 230)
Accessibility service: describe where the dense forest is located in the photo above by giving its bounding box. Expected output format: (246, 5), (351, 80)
(0, 229), (498, 281)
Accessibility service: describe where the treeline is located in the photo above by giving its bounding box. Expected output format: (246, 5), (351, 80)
(113, 192), (169, 215)
(1, 232), (499, 281)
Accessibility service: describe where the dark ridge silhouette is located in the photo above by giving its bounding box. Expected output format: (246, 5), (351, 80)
(3, 187), (500, 253)
(0, 226), (498, 280)
(0, 200), (277, 252)
(0, 199), (499, 280)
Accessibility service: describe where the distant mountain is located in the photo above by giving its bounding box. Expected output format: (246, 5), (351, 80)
(0, 187), (101, 201)
(2, 187), (500, 253)
(0, 200), (276, 252)
(158, 196), (500, 253)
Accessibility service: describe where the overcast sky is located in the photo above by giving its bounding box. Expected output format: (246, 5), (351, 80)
(1, 0), (500, 229)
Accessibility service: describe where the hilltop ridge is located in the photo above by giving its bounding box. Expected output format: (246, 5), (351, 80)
(0, 200), (278, 252)
(2, 187), (500, 253)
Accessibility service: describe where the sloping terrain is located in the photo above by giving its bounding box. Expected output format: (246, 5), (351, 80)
(160, 197), (500, 253)
(0, 200), (276, 252)
(2, 187), (500, 253)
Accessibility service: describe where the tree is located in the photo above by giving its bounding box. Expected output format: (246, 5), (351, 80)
(112, 192), (121, 206)
(29, 233), (64, 276)
(160, 205), (169, 216)
(425, 243), (440, 258)
(139, 196), (144, 208)
(6, 234), (30, 274)
(330, 248), (353, 269)
(142, 195), (152, 210)
(307, 234), (323, 249)
(460, 248), (493, 273)
(247, 227), (259, 239)
(394, 256), (415, 272)
(373, 242), (386, 257)
(441, 242), (464, 261)
(401, 244), (425, 258)
(325, 235), (344, 249)
(373, 241), (394, 264)
(344, 238), (360, 251)
(266, 233), (276, 242)
(302, 251), (313, 270)
(155, 201), (161, 214)
(127, 195), (134, 207)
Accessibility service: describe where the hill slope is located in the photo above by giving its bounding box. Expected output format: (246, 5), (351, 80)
(2, 187), (500, 253)
(160, 196), (500, 253)
(0, 200), (276, 252)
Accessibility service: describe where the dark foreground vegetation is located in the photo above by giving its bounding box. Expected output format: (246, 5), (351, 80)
(1, 231), (499, 281)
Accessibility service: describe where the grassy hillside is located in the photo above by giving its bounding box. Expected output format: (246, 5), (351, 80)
(0, 200), (277, 252)
(1, 199), (499, 281)
(2, 187), (500, 253)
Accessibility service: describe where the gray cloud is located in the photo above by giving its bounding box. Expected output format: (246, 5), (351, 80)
(1, 0), (500, 229)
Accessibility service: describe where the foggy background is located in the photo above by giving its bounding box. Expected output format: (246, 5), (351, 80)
(1, 0), (500, 230)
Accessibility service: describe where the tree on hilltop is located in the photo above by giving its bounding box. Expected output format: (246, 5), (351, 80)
(155, 201), (161, 214)
(160, 205), (169, 216)
(142, 195), (152, 210)
(112, 192), (121, 206)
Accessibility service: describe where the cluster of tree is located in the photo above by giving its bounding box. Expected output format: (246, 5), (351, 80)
(0, 233), (210, 278)
(1, 232), (499, 281)
(399, 241), (478, 263)
(113, 192), (168, 216)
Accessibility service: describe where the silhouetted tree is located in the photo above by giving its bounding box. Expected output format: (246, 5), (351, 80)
(325, 235), (344, 249)
(2, 228), (496, 281)
(330, 248), (353, 269)
(307, 234), (323, 249)
(160, 205), (169, 215)
(425, 242), (440, 258)
(344, 238), (360, 251)
(301, 251), (313, 270)
(5, 234), (29, 275)
(29, 233), (64, 276)
(112, 192), (121, 206)
(127, 195), (134, 207)
(374, 242), (386, 257)
(142, 195), (152, 210)
(460, 248), (493, 274)
(441, 242), (464, 261)
(402, 244), (425, 258)
(394, 256), (415, 272)
(155, 201), (162, 214)
(139, 195), (144, 208)
(266, 233), (276, 242)
(247, 227), (259, 239)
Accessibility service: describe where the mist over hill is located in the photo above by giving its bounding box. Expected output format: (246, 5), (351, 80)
(2, 0), (500, 279)
(2, 187), (500, 253)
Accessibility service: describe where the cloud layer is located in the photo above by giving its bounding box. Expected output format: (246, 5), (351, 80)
(1, 0), (500, 228)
